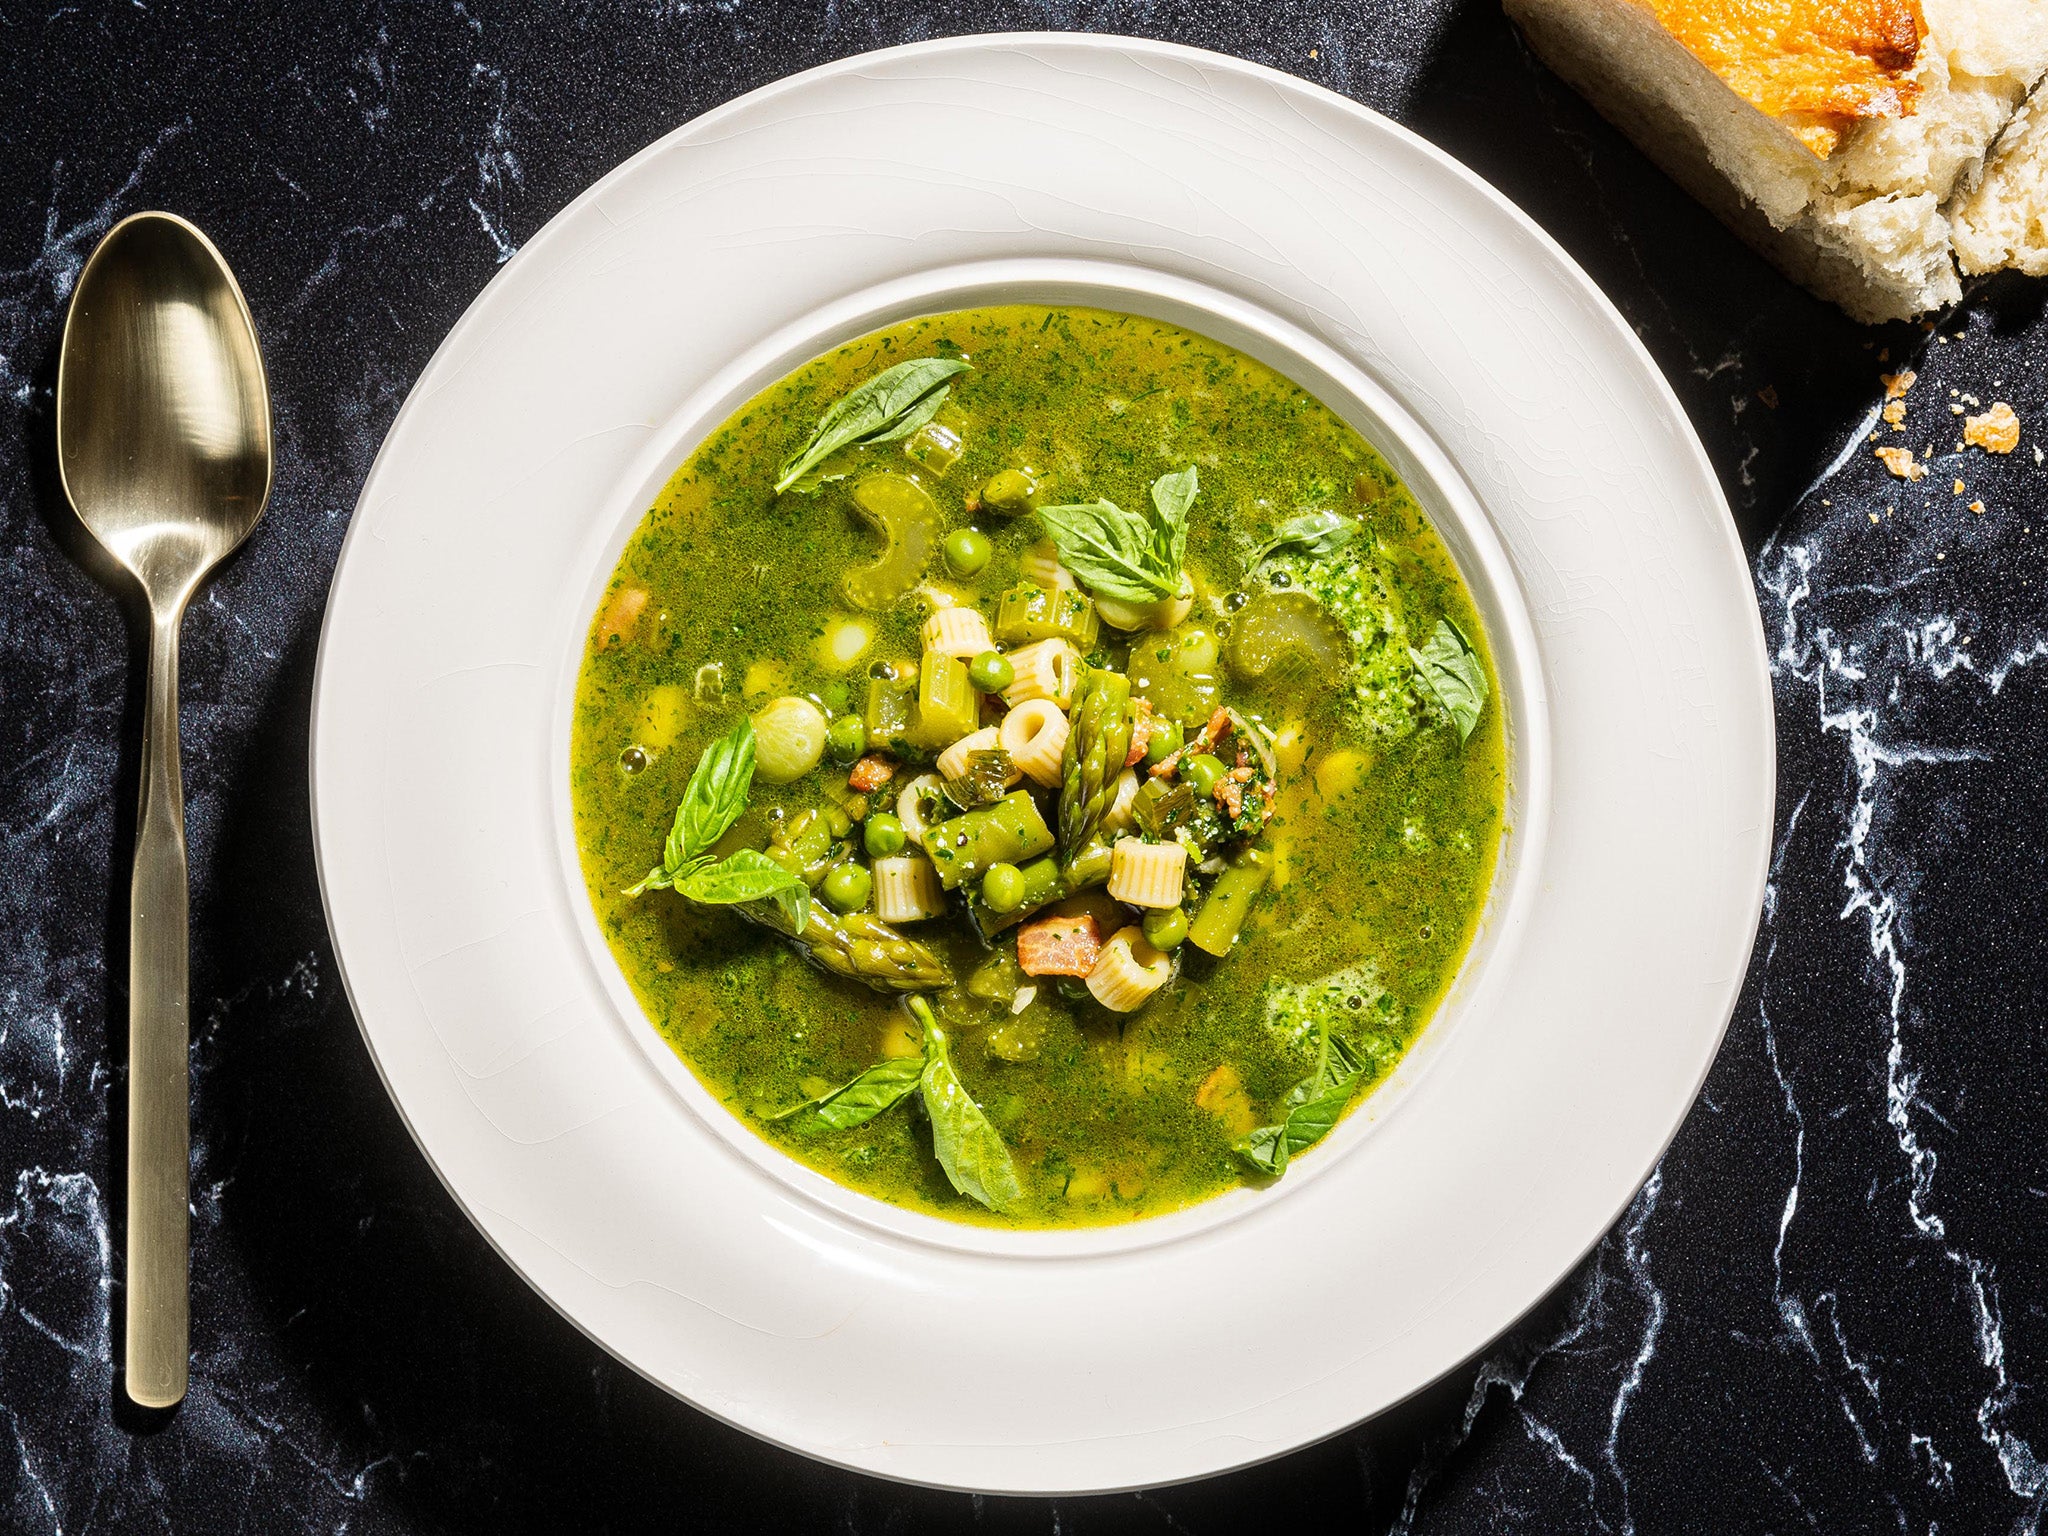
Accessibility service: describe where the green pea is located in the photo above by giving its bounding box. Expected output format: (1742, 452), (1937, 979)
(863, 813), (908, 858)
(1143, 719), (1185, 767)
(981, 862), (1026, 913)
(980, 469), (1039, 515)
(1181, 753), (1227, 796)
(826, 714), (867, 762)
(1141, 906), (1188, 951)
(825, 805), (854, 839)
(968, 650), (1015, 694)
(944, 527), (993, 577)
(821, 863), (873, 913)
(821, 679), (851, 712)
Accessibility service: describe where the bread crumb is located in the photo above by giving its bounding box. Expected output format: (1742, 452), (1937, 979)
(1954, 479), (1967, 494)
(1883, 400), (1906, 428)
(1962, 392), (1981, 407)
(1950, 403), (1965, 415)
(1882, 370), (1916, 400)
(1970, 500), (1986, 514)
(1964, 402), (2021, 455)
(1877, 446), (1926, 480)
(1869, 511), (1881, 524)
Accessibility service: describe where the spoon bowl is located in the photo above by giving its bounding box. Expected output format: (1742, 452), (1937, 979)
(59, 213), (271, 598)
(57, 211), (272, 1409)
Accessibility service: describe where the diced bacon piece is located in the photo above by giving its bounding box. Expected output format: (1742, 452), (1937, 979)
(596, 586), (649, 645)
(1016, 912), (1105, 977)
(1193, 707), (1232, 753)
(848, 755), (897, 793)
(1125, 699), (1154, 768)
(1216, 777), (1245, 820)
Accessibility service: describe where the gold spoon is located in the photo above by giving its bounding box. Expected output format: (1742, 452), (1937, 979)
(56, 212), (273, 1409)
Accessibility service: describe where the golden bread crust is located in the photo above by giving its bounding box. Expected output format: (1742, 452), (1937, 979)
(1651, 0), (1926, 155)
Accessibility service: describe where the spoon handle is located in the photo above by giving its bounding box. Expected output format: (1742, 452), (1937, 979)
(127, 606), (190, 1409)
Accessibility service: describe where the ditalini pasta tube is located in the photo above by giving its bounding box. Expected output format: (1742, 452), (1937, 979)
(935, 725), (1020, 785)
(871, 853), (947, 923)
(1002, 637), (1080, 709)
(896, 773), (947, 847)
(921, 605), (994, 660)
(1000, 698), (1070, 786)
(1087, 926), (1173, 1012)
(1018, 540), (1077, 591)
(1108, 837), (1187, 909)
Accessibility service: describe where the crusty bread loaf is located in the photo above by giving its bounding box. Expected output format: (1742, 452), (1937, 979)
(1503, 0), (2048, 321)
(1953, 83), (2048, 274)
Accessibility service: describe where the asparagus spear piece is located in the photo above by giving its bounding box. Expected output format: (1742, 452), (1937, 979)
(1058, 668), (1133, 877)
(741, 901), (952, 992)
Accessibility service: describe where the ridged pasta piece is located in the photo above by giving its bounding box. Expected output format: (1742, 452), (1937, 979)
(1002, 638), (1080, 709)
(935, 725), (1021, 785)
(1103, 768), (1141, 834)
(1000, 699), (1070, 787)
(1086, 926), (1173, 1012)
(871, 853), (947, 923)
(896, 772), (947, 846)
(1107, 837), (1187, 909)
(921, 606), (994, 660)
(1018, 540), (1078, 591)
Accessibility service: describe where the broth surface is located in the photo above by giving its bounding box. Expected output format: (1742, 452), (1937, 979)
(571, 305), (1505, 1226)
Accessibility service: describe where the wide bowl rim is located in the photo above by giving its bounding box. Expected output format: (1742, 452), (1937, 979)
(308, 30), (1773, 1494)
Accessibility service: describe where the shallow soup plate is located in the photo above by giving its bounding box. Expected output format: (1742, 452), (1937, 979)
(312, 34), (1773, 1493)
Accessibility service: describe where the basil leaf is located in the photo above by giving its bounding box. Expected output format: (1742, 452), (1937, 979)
(679, 717), (758, 864)
(622, 852), (708, 899)
(912, 1000), (1024, 1212)
(1234, 1122), (1289, 1177)
(770, 1054), (927, 1129)
(1278, 1070), (1366, 1153)
(1408, 618), (1489, 743)
(1233, 1073), (1365, 1177)
(1147, 465), (1198, 573)
(1034, 499), (1176, 602)
(1235, 1019), (1370, 1177)
(1251, 511), (1357, 567)
(1036, 466), (1199, 605)
(680, 848), (811, 933)
(774, 357), (972, 493)
(1284, 1019), (1366, 1108)
(624, 718), (757, 897)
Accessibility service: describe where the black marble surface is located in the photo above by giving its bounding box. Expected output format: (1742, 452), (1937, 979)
(5, 2), (2047, 1530)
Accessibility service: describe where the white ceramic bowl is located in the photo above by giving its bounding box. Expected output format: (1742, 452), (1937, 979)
(313, 34), (1771, 1493)
(552, 257), (1551, 1257)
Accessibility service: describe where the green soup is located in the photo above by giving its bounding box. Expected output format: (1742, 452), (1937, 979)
(571, 305), (1505, 1227)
